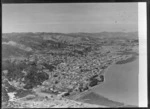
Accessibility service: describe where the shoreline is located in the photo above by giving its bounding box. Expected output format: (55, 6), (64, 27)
(4, 52), (139, 107)
(67, 55), (139, 106)
(67, 60), (116, 101)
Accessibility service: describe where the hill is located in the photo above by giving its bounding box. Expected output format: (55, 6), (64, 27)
(2, 44), (32, 59)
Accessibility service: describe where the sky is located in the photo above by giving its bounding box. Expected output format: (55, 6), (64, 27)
(2, 3), (138, 33)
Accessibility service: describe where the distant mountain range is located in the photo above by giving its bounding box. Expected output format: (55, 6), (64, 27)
(2, 32), (138, 41)
(2, 32), (138, 59)
(2, 32), (138, 46)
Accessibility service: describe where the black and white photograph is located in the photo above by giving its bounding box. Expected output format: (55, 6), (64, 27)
(2, 2), (147, 108)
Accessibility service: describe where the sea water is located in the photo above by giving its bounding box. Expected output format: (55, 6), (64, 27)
(92, 57), (139, 106)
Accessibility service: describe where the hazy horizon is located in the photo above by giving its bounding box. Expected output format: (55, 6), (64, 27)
(2, 3), (138, 33)
(2, 31), (138, 34)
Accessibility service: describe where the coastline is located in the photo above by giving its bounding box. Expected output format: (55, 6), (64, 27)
(67, 60), (116, 101)
(91, 55), (139, 106)
(68, 54), (138, 107)
(3, 50), (139, 108)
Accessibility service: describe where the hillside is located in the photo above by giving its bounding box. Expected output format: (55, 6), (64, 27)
(2, 44), (32, 59)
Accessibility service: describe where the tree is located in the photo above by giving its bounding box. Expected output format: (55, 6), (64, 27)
(89, 78), (98, 87)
